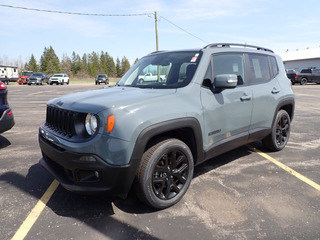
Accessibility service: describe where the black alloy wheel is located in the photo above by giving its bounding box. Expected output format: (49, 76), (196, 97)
(275, 111), (290, 148)
(153, 150), (189, 200)
(262, 110), (290, 151)
(135, 138), (194, 209)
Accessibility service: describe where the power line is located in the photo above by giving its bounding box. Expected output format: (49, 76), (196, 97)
(0, 4), (152, 17)
(159, 16), (209, 44)
(0, 4), (208, 45)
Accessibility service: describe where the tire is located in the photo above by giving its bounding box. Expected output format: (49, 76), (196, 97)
(138, 79), (144, 84)
(135, 138), (194, 209)
(300, 78), (307, 85)
(67, 80), (69, 85)
(262, 110), (291, 151)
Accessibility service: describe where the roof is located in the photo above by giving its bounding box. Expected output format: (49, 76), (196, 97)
(279, 47), (320, 62)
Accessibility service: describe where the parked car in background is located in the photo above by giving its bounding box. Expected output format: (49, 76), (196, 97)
(0, 81), (15, 133)
(138, 73), (166, 83)
(27, 73), (49, 85)
(286, 69), (299, 85)
(49, 74), (69, 85)
(297, 68), (320, 85)
(17, 71), (33, 85)
(95, 74), (109, 85)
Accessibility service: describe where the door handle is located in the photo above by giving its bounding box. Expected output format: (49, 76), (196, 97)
(272, 87), (280, 94)
(240, 95), (251, 101)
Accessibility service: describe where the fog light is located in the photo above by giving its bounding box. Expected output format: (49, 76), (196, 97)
(79, 156), (96, 162)
(94, 171), (100, 178)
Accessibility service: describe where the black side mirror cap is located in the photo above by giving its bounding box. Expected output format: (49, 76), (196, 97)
(214, 74), (237, 89)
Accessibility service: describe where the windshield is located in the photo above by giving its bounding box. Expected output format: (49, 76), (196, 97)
(22, 71), (32, 76)
(117, 51), (201, 88)
(32, 73), (42, 77)
(53, 74), (63, 77)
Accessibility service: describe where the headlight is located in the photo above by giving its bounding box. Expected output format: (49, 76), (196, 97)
(85, 113), (98, 135)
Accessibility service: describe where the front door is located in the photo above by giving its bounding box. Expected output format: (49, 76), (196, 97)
(200, 53), (253, 159)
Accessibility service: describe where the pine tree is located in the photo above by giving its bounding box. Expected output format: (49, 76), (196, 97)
(116, 57), (121, 77)
(100, 51), (108, 74)
(40, 46), (60, 75)
(105, 52), (116, 77)
(27, 54), (38, 72)
(121, 56), (131, 76)
(88, 51), (100, 77)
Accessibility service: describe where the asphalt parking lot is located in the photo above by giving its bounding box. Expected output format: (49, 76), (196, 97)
(1, 83), (320, 240)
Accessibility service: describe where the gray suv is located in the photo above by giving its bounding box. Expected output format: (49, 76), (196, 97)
(39, 43), (295, 209)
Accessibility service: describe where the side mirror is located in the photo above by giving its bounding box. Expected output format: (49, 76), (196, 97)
(214, 74), (238, 89)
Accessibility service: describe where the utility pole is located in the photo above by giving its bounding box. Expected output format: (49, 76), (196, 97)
(154, 11), (159, 51)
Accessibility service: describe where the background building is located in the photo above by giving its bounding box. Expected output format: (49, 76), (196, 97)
(279, 47), (320, 71)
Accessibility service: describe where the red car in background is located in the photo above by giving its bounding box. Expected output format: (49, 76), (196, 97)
(17, 71), (33, 85)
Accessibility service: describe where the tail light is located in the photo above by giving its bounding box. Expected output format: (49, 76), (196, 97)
(295, 74), (298, 79)
(0, 82), (7, 90)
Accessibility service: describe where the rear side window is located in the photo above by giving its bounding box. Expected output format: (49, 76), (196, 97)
(212, 53), (245, 85)
(247, 54), (271, 83)
(269, 56), (279, 78)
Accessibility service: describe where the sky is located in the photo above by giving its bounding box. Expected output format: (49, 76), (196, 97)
(1, 0), (320, 66)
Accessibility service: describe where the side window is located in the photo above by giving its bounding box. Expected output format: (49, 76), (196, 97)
(212, 54), (245, 85)
(248, 54), (271, 83)
(269, 56), (279, 78)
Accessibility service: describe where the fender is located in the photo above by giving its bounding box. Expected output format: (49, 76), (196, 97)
(130, 117), (204, 166)
(273, 97), (295, 124)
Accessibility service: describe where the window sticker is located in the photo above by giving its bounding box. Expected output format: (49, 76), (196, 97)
(190, 53), (199, 62)
(233, 63), (239, 72)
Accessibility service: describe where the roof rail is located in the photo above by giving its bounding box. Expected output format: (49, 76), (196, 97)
(203, 43), (274, 53)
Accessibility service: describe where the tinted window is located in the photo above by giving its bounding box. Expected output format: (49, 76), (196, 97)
(300, 69), (311, 73)
(269, 56), (279, 78)
(248, 54), (271, 83)
(212, 54), (245, 85)
(118, 51), (201, 89)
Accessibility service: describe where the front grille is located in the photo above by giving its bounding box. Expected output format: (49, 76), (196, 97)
(46, 106), (76, 137)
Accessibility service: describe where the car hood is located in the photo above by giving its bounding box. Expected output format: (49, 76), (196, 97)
(48, 86), (177, 113)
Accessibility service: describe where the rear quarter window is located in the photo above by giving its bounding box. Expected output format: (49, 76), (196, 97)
(269, 56), (279, 78)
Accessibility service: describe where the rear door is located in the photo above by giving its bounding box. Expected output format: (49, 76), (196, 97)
(246, 54), (281, 140)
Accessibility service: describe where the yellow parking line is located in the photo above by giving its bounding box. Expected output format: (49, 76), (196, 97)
(249, 146), (320, 192)
(11, 180), (59, 240)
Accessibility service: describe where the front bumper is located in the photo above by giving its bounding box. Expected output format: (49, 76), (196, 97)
(0, 108), (15, 133)
(38, 134), (137, 198)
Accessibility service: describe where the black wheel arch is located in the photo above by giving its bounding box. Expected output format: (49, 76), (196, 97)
(131, 118), (204, 165)
(272, 98), (295, 128)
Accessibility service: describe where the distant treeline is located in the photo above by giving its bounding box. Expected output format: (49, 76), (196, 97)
(24, 46), (137, 78)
